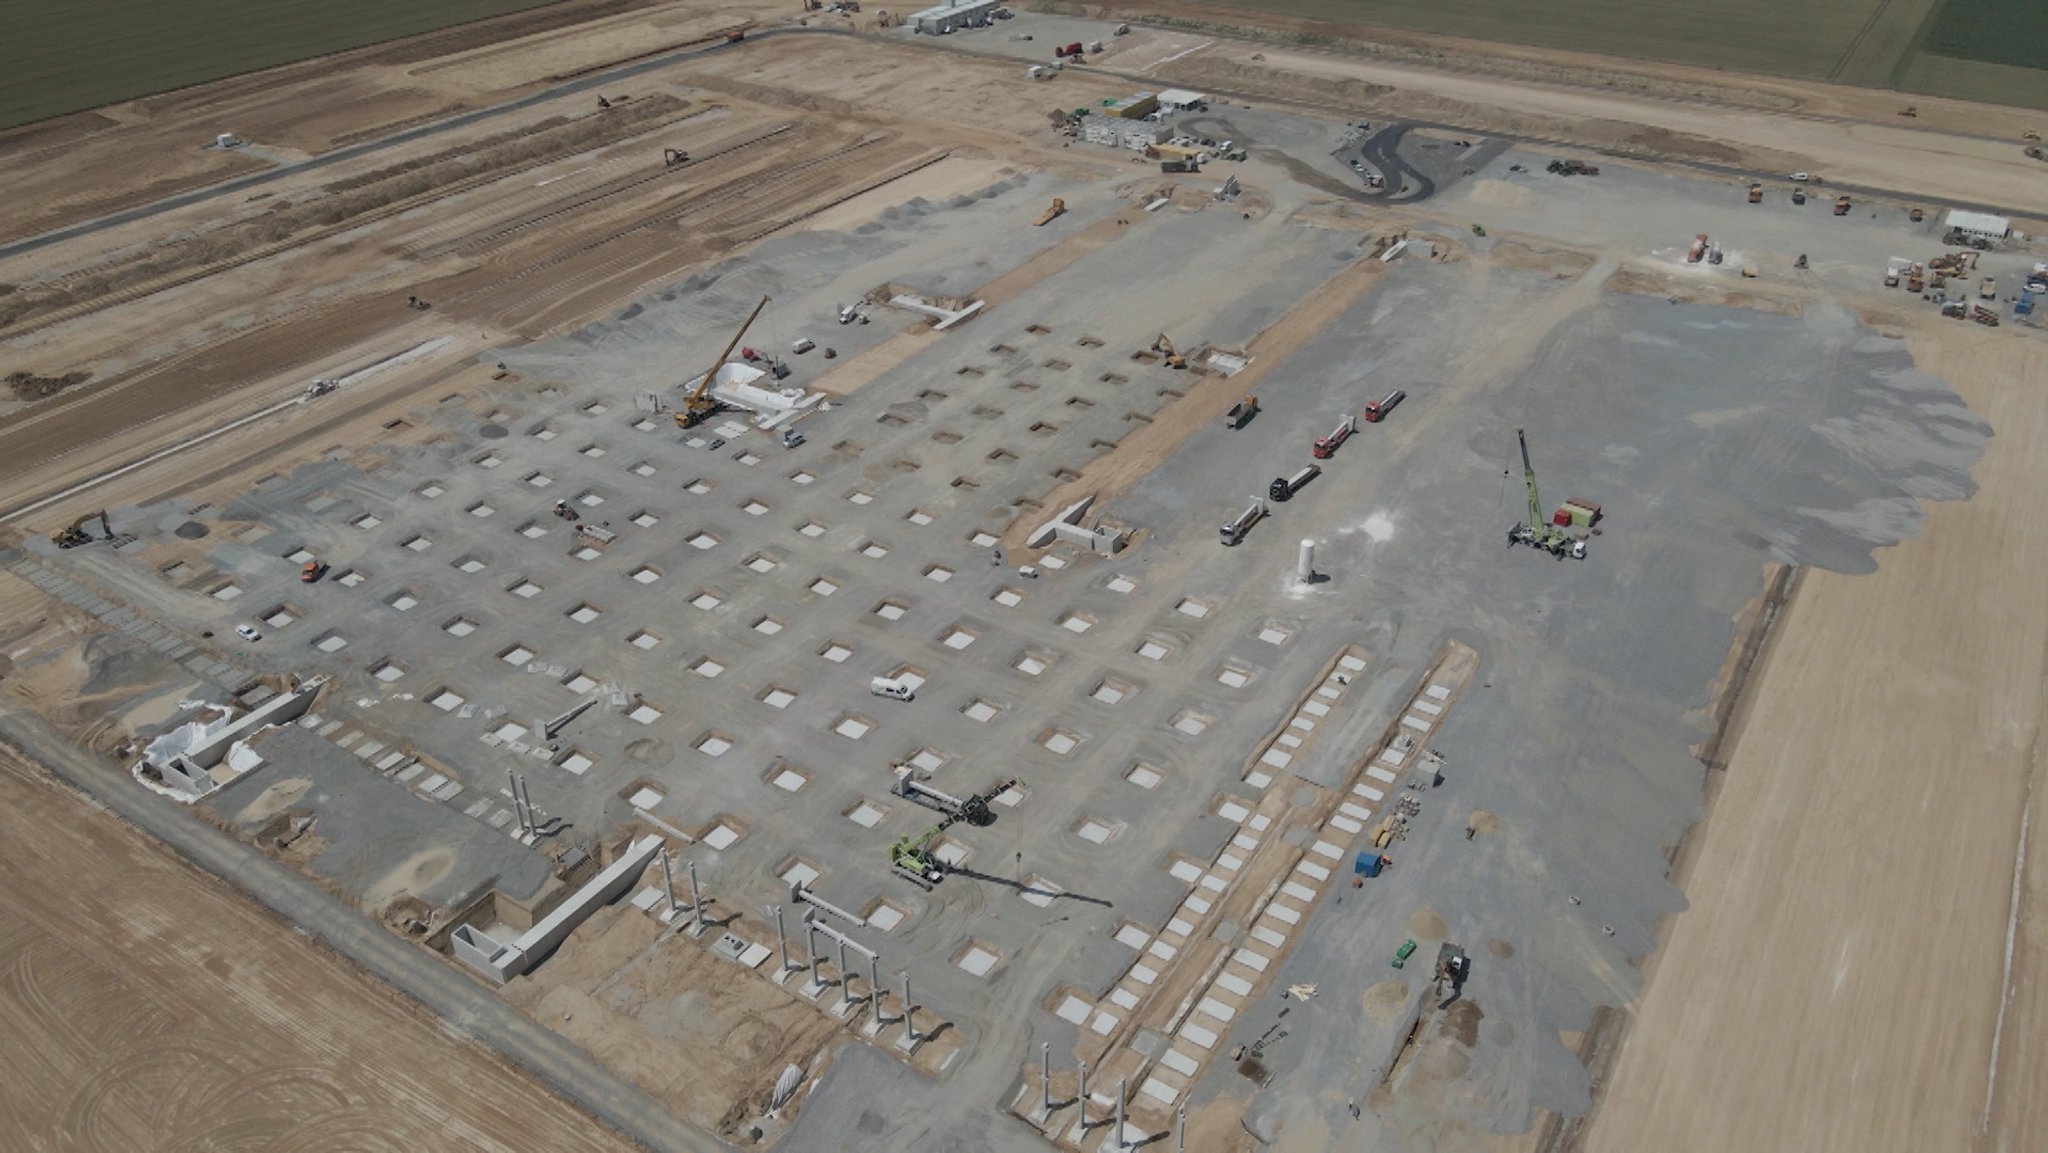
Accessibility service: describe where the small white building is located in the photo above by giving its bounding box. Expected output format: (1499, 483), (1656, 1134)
(909, 0), (999, 34)
(1156, 88), (1208, 113)
(1946, 209), (2012, 244)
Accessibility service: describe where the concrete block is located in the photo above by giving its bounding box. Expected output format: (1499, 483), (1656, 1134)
(1197, 997), (1237, 1023)
(1160, 1047), (1201, 1076)
(1216, 972), (1254, 997)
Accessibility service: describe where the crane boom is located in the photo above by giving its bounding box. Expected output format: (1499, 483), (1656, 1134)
(1517, 427), (1542, 530)
(677, 294), (770, 427)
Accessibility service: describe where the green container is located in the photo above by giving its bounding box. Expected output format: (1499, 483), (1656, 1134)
(1392, 938), (1417, 968)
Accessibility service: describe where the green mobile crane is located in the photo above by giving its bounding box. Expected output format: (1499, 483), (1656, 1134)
(890, 819), (953, 890)
(1507, 428), (1585, 560)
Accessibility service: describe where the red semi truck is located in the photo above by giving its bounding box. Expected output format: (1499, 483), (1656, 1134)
(1363, 389), (1406, 423)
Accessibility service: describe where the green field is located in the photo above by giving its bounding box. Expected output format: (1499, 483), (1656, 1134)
(0, 0), (566, 132)
(1169, 0), (2048, 109)
(1920, 0), (2048, 71)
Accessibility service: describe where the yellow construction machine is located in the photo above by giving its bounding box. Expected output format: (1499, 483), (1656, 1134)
(1034, 198), (1066, 226)
(1151, 333), (1188, 369)
(50, 510), (110, 549)
(675, 295), (770, 430)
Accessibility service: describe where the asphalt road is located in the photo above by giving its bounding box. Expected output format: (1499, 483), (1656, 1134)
(0, 711), (723, 1153)
(1359, 123), (1435, 202)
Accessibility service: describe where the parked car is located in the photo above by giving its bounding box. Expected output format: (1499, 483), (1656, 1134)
(791, 337), (816, 354)
(235, 625), (262, 642)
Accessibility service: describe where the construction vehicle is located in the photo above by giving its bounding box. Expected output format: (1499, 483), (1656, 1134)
(1056, 41), (1084, 57)
(1034, 197), (1066, 226)
(664, 148), (689, 167)
(1222, 394), (1259, 429)
(1219, 497), (1266, 547)
(575, 524), (617, 547)
(1150, 334), (1187, 370)
(552, 499), (579, 521)
(300, 560), (327, 583)
(1910, 207), (1925, 222)
(1311, 415), (1355, 459)
(1791, 187), (1807, 206)
(1747, 183), (1762, 204)
(890, 823), (949, 889)
(1974, 305), (2001, 327)
(1833, 195), (1852, 216)
(2026, 130), (2042, 142)
(725, 26), (748, 42)
(675, 295), (769, 429)
(1981, 276), (1997, 300)
(1363, 388), (1406, 422)
(1686, 234), (1708, 263)
(892, 765), (1019, 826)
(50, 510), (111, 549)
(1707, 243), (1723, 266)
(1507, 428), (1586, 560)
(405, 295), (431, 310)
(1906, 265), (1925, 293)
(1546, 159), (1599, 177)
(1269, 464), (1321, 503)
(1899, 105), (1918, 118)
(1795, 253), (1809, 270)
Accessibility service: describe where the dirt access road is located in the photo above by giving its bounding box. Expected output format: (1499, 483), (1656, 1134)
(0, 741), (649, 1153)
(1578, 314), (2048, 1153)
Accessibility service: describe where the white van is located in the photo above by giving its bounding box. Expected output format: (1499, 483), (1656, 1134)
(870, 676), (915, 701)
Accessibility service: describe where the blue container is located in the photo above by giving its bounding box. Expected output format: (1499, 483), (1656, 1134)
(1354, 852), (1384, 878)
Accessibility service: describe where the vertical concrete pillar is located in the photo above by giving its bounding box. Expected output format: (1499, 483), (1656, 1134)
(870, 954), (885, 1028)
(659, 847), (678, 916)
(1077, 1060), (1088, 1126)
(837, 938), (851, 991)
(1040, 1042), (1051, 1113)
(1176, 1104), (1186, 1153)
(687, 859), (705, 928)
(805, 918), (822, 977)
(1114, 1076), (1126, 1149)
(1297, 538), (1316, 582)
(507, 768), (529, 832)
(769, 904), (790, 972)
(900, 971), (915, 1037)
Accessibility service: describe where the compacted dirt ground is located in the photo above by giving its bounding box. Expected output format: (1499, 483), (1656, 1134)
(0, 745), (639, 1153)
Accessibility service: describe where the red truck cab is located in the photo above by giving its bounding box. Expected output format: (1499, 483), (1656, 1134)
(1363, 389), (1406, 423)
(1311, 416), (1355, 459)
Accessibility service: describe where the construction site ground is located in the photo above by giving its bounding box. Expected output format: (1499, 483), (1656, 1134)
(0, 737), (639, 1153)
(4, 4), (2048, 1153)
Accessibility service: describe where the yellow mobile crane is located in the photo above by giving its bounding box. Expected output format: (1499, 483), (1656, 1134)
(674, 294), (770, 429)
